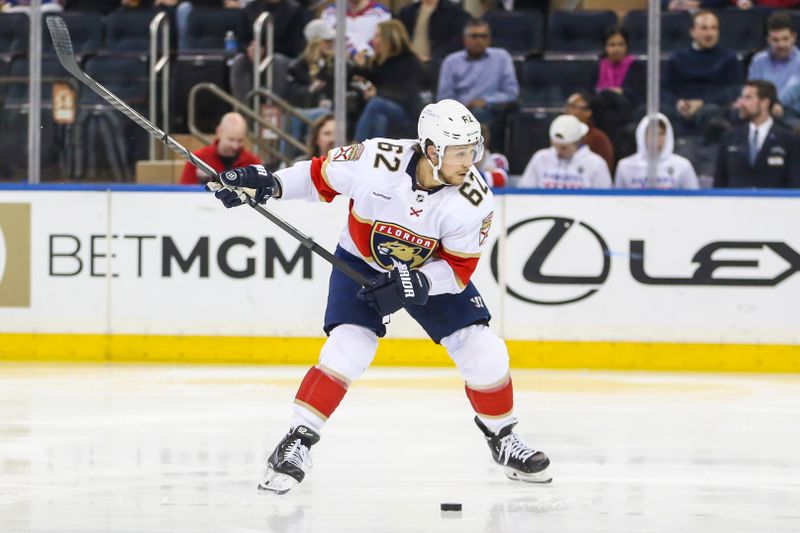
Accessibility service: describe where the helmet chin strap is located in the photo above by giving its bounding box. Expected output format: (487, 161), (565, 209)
(427, 147), (449, 186)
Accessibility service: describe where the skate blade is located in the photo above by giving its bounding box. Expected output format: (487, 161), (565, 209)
(504, 466), (553, 484)
(257, 469), (299, 495)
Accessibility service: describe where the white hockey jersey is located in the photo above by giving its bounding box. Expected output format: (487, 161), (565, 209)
(273, 138), (495, 295)
(615, 114), (700, 190)
(518, 145), (612, 189)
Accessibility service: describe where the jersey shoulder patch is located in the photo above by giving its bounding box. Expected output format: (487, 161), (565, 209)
(329, 143), (366, 163)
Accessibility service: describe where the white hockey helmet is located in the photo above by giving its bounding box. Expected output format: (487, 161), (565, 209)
(417, 99), (484, 184)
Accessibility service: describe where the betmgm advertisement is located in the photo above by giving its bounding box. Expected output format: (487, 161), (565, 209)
(0, 192), (798, 346)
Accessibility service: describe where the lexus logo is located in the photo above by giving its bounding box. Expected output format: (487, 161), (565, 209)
(490, 217), (610, 305)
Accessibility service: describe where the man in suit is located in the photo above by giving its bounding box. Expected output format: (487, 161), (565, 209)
(715, 80), (800, 188)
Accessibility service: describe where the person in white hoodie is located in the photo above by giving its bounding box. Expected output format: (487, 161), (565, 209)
(518, 114), (612, 189)
(615, 114), (699, 189)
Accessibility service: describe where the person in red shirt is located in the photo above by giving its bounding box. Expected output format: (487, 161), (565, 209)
(179, 112), (262, 184)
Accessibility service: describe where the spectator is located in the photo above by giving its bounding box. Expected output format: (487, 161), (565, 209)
(397, 0), (470, 62)
(518, 114), (612, 189)
(288, 20), (336, 106)
(321, 0), (391, 58)
(476, 123), (509, 188)
(244, 0), (310, 58)
(180, 112), (262, 185)
(615, 114), (699, 189)
(715, 80), (800, 188)
(662, 10), (743, 135)
(748, 13), (800, 104)
(565, 92), (614, 173)
(293, 113), (336, 164)
(352, 20), (430, 141)
(437, 18), (518, 151)
(734, 0), (800, 9)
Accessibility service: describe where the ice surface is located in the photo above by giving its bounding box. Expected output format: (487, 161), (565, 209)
(1, 363), (799, 533)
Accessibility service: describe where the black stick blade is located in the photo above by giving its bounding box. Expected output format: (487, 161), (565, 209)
(45, 17), (77, 66)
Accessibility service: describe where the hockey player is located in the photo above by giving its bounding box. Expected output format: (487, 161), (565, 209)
(614, 114), (699, 189)
(518, 114), (612, 189)
(208, 99), (552, 494)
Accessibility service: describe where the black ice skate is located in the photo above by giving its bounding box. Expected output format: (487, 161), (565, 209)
(258, 426), (320, 494)
(475, 416), (552, 483)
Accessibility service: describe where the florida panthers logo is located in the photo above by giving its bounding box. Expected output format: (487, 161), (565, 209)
(370, 222), (437, 270)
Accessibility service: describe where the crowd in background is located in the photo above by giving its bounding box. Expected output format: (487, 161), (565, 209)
(3, 0), (800, 188)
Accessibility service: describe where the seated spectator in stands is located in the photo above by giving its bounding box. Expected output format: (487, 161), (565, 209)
(565, 92), (614, 173)
(748, 13), (800, 108)
(352, 20), (430, 141)
(437, 18), (518, 151)
(321, 0), (391, 58)
(591, 28), (645, 148)
(615, 114), (699, 189)
(476, 124), (508, 188)
(397, 0), (469, 62)
(662, 10), (742, 135)
(180, 112), (262, 184)
(288, 20), (336, 110)
(518, 115), (612, 189)
(715, 80), (800, 188)
(293, 113), (335, 164)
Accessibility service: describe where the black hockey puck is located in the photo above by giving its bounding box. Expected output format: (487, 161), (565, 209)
(440, 503), (462, 512)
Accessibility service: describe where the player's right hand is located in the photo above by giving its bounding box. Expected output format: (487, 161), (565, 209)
(207, 164), (277, 208)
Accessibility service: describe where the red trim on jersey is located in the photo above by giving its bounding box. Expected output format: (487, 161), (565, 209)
(437, 247), (480, 287)
(347, 200), (373, 258)
(310, 156), (339, 203)
(465, 378), (513, 417)
(295, 366), (348, 419)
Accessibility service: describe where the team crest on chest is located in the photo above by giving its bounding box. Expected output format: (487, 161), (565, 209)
(370, 222), (438, 269)
(331, 143), (365, 162)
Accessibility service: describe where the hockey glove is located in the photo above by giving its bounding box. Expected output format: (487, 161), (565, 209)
(206, 164), (277, 208)
(357, 263), (430, 316)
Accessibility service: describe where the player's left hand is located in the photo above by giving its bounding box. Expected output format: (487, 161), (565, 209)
(206, 164), (277, 208)
(357, 264), (430, 316)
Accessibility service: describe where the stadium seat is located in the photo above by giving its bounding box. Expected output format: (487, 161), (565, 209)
(546, 10), (618, 56)
(104, 8), (161, 53)
(77, 55), (150, 181)
(483, 10), (544, 58)
(717, 9), (766, 54)
(0, 13), (29, 59)
(622, 11), (692, 55)
(183, 8), (247, 51)
(506, 109), (559, 175)
(81, 55), (148, 106)
(172, 54), (230, 133)
(519, 58), (596, 107)
(42, 12), (103, 58)
(1, 56), (76, 180)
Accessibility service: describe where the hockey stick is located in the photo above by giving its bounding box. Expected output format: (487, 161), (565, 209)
(46, 16), (370, 287)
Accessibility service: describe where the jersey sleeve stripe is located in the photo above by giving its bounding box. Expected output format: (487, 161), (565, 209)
(310, 156), (339, 203)
(348, 201), (375, 260)
(436, 247), (479, 288)
(440, 245), (481, 259)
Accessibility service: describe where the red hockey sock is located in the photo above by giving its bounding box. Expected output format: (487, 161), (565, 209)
(294, 366), (348, 420)
(465, 378), (514, 418)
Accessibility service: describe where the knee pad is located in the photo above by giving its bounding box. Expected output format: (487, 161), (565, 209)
(318, 324), (379, 384)
(441, 324), (510, 387)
